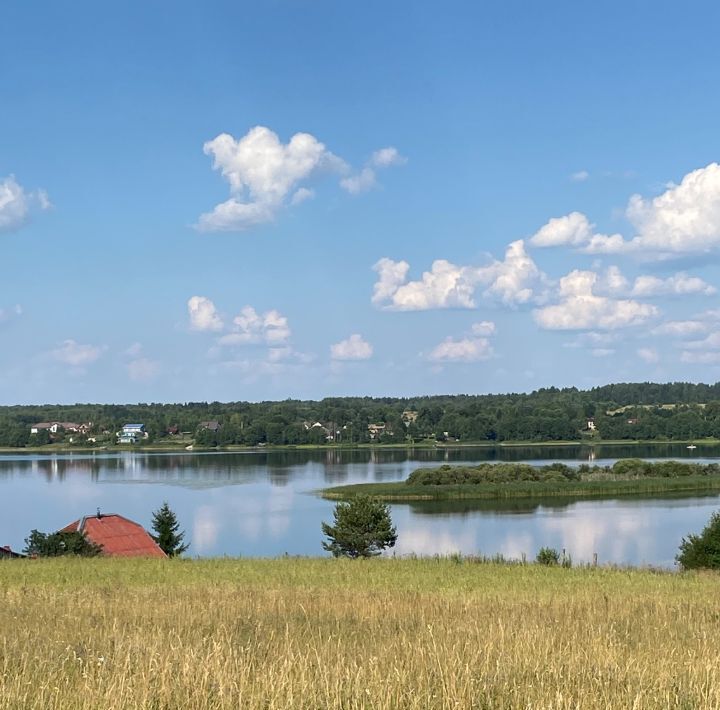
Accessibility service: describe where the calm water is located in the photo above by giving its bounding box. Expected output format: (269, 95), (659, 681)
(1, 444), (719, 567)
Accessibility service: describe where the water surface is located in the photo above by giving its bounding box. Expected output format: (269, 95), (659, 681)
(0, 444), (717, 567)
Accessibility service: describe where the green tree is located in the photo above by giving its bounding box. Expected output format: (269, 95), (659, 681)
(151, 502), (189, 557)
(23, 530), (103, 557)
(677, 510), (720, 570)
(321, 495), (398, 558)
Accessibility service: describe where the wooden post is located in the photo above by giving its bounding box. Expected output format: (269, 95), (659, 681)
(593, 552), (598, 567)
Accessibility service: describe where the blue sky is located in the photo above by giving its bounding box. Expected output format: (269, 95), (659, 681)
(3, 1), (720, 404)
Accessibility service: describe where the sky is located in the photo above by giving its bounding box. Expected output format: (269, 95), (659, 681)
(3, 1), (720, 404)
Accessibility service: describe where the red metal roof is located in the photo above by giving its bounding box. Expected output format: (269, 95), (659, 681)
(62, 514), (167, 558)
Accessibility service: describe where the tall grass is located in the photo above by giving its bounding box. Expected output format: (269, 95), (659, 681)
(2, 557), (720, 708)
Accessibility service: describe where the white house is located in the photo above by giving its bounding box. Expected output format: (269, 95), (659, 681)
(118, 424), (147, 444)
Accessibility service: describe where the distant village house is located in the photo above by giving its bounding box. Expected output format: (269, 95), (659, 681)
(30, 421), (92, 435)
(118, 423), (147, 444)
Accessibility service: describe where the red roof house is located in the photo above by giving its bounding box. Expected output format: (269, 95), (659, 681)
(61, 513), (167, 558)
(0, 545), (25, 559)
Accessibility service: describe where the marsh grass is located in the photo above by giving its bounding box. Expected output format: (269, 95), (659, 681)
(2, 557), (720, 708)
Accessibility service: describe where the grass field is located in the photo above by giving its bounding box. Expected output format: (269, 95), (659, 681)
(2, 557), (720, 708)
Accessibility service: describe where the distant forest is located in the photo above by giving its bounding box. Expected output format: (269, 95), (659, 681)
(3, 381), (720, 447)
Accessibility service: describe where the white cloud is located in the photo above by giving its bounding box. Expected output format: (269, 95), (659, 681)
(188, 296), (223, 332)
(290, 187), (314, 205)
(340, 146), (406, 195)
(630, 272), (716, 297)
(340, 167), (376, 195)
(197, 126), (345, 232)
(373, 240), (545, 311)
(479, 240), (547, 305)
(682, 332), (720, 351)
(373, 258), (479, 310)
(372, 258), (411, 306)
(370, 147), (407, 168)
(196, 127), (404, 230)
(471, 321), (496, 336)
(427, 321), (497, 363)
(51, 340), (105, 367)
(622, 163), (720, 254)
(219, 306), (291, 346)
(680, 351), (720, 365)
(429, 336), (494, 362)
(651, 320), (708, 337)
(564, 331), (619, 349)
(571, 170), (590, 182)
(591, 348), (615, 358)
(0, 176), (50, 233)
(637, 347), (660, 364)
(533, 269), (659, 330)
(330, 334), (373, 361)
(530, 212), (593, 248)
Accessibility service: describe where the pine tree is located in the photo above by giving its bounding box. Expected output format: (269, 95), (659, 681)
(321, 495), (397, 558)
(151, 502), (189, 557)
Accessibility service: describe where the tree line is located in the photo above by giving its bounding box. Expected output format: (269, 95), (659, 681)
(4, 381), (720, 447)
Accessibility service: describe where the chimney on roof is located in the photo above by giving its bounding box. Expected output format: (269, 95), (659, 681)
(96, 507), (102, 519)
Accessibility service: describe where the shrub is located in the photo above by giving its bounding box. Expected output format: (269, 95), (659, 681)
(677, 510), (720, 570)
(536, 547), (560, 565)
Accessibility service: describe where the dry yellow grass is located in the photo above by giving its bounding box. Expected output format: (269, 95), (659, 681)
(1, 557), (720, 708)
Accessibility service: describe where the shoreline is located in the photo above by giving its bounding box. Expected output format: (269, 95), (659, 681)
(2, 437), (720, 455)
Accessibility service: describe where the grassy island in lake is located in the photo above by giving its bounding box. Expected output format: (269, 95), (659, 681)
(321, 459), (720, 501)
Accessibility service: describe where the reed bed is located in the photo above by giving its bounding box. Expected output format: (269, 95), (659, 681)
(1, 557), (720, 709)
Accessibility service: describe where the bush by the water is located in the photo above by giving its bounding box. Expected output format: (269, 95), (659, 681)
(406, 459), (720, 486)
(677, 510), (720, 570)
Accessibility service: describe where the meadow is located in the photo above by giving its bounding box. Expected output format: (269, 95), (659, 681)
(2, 557), (720, 708)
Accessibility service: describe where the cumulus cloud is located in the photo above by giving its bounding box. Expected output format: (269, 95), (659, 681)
(533, 269), (659, 330)
(630, 272), (716, 297)
(51, 339), (105, 366)
(196, 126), (404, 230)
(592, 266), (715, 298)
(219, 306), (291, 346)
(680, 351), (720, 365)
(188, 296), (223, 332)
(530, 212), (594, 248)
(427, 321), (497, 363)
(340, 146), (406, 195)
(471, 321), (496, 336)
(534, 163), (720, 257)
(429, 336), (494, 363)
(330, 334), (373, 361)
(0, 175), (50, 233)
(571, 170), (590, 182)
(373, 240), (545, 310)
(651, 320), (709, 337)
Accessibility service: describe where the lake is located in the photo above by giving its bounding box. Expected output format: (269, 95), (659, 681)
(1, 443), (719, 567)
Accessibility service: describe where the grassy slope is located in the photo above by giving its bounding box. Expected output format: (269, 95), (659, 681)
(2, 558), (720, 709)
(321, 475), (720, 501)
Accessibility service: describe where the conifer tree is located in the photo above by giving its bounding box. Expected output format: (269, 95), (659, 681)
(322, 495), (397, 558)
(151, 502), (189, 557)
